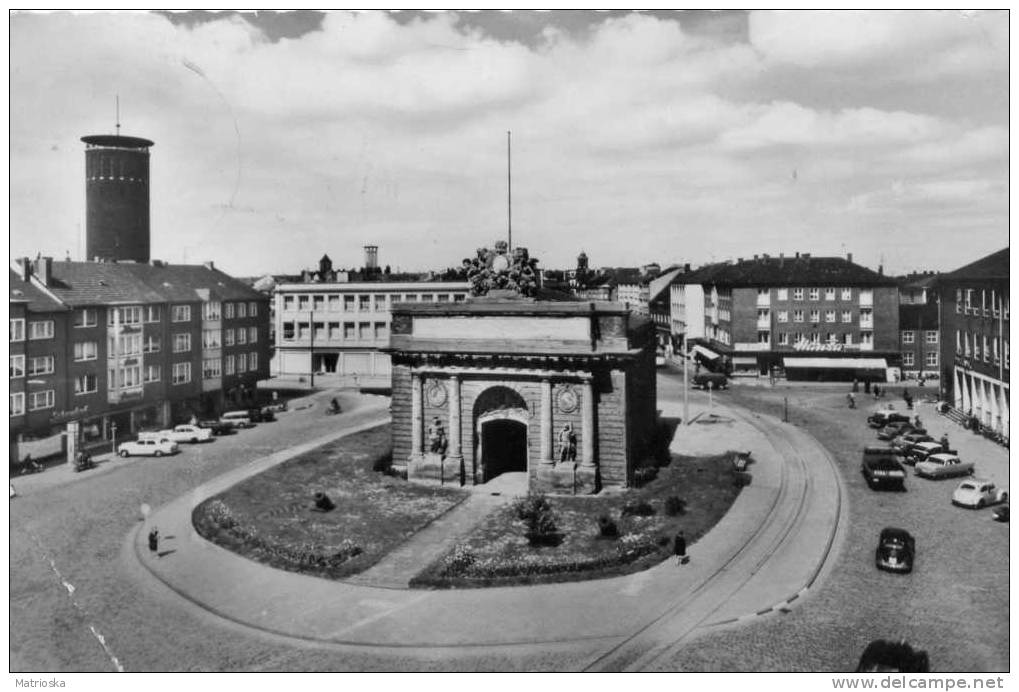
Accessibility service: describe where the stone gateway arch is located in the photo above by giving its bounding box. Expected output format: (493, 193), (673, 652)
(386, 289), (658, 494)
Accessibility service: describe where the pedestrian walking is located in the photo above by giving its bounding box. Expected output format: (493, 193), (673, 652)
(914, 415), (922, 429)
(847, 392), (856, 409)
(873, 384), (881, 399)
(148, 528), (159, 553)
(940, 433), (950, 451)
(674, 530), (687, 565)
(852, 378), (859, 393)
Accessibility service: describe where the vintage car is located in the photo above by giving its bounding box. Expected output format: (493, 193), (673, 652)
(861, 448), (907, 490)
(951, 479), (1008, 509)
(198, 419), (234, 436)
(249, 407), (276, 423)
(914, 453), (974, 480)
(856, 639), (930, 672)
(875, 527), (915, 573)
(876, 421), (923, 441)
(904, 441), (952, 465)
(154, 424), (213, 444)
(992, 505), (1010, 522)
(867, 410), (911, 429)
(118, 438), (179, 458)
(220, 410), (256, 428)
(692, 373), (728, 390)
(891, 432), (935, 455)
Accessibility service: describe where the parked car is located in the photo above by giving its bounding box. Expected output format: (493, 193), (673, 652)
(655, 355), (667, 368)
(868, 410), (911, 429)
(992, 505), (1010, 522)
(891, 432), (935, 455)
(692, 373), (728, 390)
(856, 639), (930, 672)
(220, 410), (255, 428)
(249, 407), (276, 423)
(951, 479), (1008, 509)
(263, 400), (289, 413)
(876, 421), (922, 441)
(914, 453), (974, 480)
(904, 441), (952, 466)
(198, 419), (234, 436)
(118, 438), (179, 458)
(136, 430), (173, 444)
(155, 424), (213, 444)
(861, 448), (907, 490)
(875, 527), (915, 573)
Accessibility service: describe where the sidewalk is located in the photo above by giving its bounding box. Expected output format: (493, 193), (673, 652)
(131, 399), (844, 655)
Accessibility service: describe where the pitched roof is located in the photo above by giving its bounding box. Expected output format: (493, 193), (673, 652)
(42, 261), (263, 306)
(678, 256), (897, 288)
(9, 269), (67, 312)
(939, 248), (1009, 283)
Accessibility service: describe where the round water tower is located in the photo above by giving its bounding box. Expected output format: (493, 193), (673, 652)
(81, 134), (154, 262)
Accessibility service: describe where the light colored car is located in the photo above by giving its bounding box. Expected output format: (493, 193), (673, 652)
(118, 438), (179, 458)
(915, 453), (974, 480)
(952, 479), (1008, 509)
(158, 424), (213, 443)
(220, 410), (255, 428)
(891, 432), (935, 454)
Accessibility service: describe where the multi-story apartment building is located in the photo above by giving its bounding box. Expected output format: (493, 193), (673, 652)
(273, 280), (470, 379)
(897, 272), (941, 380)
(9, 266), (71, 457)
(668, 253), (900, 381)
(9, 257), (270, 461)
(937, 248), (1009, 435)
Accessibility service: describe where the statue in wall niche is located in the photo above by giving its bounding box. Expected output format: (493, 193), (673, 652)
(558, 423), (577, 463)
(463, 241), (540, 297)
(428, 416), (448, 456)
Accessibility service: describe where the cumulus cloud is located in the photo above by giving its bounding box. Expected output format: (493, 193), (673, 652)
(8, 10), (1009, 275)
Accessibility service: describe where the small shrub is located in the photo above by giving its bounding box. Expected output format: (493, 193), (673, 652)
(634, 466), (658, 487)
(664, 496), (686, 516)
(443, 544), (477, 575)
(621, 500), (656, 517)
(597, 515), (619, 538)
(734, 472), (752, 488)
(512, 493), (551, 522)
(372, 451), (393, 474)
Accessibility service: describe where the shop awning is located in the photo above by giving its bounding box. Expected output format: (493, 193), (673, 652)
(783, 357), (888, 369)
(692, 345), (720, 360)
(731, 356), (758, 366)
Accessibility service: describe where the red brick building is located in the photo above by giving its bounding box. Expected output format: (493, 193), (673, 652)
(9, 257), (270, 463)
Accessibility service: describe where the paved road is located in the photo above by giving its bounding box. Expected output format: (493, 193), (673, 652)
(644, 374), (1009, 672)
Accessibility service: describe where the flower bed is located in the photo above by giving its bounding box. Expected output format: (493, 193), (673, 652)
(192, 424), (467, 580)
(411, 451), (744, 588)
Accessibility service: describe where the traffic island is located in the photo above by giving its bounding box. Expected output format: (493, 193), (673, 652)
(411, 451), (745, 589)
(191, 424), (468, 580)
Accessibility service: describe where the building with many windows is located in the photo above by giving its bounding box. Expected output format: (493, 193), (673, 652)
(273, 279), (470, 379)
(667, 253), (901, 381)
(896, 272), (941, 380)
(936, 248), (1009, 435)
(9, 257), (270, 462)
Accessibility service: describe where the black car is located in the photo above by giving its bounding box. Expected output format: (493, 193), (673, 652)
(861, 449), (907, 490)
(247, 407), (276, 423)
(867, 411), (911, 429)
(876, 422), (925, 441)
(856, 639), (930, 672)
(692, 373), (728, 390)
(197, 420), (234, 436)
(875, 527), (915, 573)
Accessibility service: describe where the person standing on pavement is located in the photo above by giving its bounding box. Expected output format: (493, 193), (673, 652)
(940, 433), (950, 451)
(674, 530), (687, 565)
(148, 528), (159, 553)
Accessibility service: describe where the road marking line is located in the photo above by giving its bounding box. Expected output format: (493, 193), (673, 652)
(34, 534), (125, 672)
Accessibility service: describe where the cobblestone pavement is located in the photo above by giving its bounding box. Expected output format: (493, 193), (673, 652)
(645, 375), (1009, 672)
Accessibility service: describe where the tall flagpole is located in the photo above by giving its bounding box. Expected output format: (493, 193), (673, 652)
(507, 130), (512, 253)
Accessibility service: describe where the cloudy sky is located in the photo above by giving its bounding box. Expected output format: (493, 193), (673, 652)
(9, 10), (1009, 277)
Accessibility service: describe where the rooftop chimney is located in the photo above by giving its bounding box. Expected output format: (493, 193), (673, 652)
(753, 254), (759, 261)
(37, 257), (53, 286)
(847, 252), (853, 264)
(204, 261), (215, 271)
(364, 245), (379, 271)
(14, 257), (31, 281)
(795, 252), (800, 259)
(878, 264), (884, 276)
(684, 263), (691, 272)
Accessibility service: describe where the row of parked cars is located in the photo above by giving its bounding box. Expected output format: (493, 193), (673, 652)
(117, 404), (287, 458)
(862, 406), (1008, 576)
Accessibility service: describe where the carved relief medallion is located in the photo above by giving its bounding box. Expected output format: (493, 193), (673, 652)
(556, 385), (579, 414)
(426, 381), (448, 408)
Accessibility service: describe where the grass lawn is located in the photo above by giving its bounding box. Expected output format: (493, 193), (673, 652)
(411, 451), (746, 588)
(192, 424), (467, 580)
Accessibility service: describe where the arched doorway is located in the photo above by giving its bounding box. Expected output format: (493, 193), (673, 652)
(480, 419), (527, 481)
(473, 385), (530, 483)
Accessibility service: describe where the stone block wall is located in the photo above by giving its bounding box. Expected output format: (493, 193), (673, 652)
(595, 368), (628, 487)
(390, 364), (412, 467)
